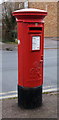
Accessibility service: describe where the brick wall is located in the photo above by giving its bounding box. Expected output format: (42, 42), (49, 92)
(57, 2), (59, 38)
(29, 2), (57, 37)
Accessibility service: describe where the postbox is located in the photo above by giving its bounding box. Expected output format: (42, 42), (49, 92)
(12, 8), (47, 108)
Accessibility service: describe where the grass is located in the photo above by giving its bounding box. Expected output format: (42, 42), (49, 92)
(2, 38), (18, 44)
(3, 41), (18, 44)
(0, 91), (58, 101)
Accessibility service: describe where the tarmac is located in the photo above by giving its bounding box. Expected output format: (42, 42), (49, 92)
(0, 37), (58, 119)
(0, 92), (58, 119)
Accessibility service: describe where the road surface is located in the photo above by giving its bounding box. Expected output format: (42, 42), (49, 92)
(0, 38), (58, 98)
(0, 48), (57, 97)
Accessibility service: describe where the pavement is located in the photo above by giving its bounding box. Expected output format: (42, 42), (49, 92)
(1, 92), (58, 119)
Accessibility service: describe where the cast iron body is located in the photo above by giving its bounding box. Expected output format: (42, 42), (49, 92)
(13, 8), (47, 108)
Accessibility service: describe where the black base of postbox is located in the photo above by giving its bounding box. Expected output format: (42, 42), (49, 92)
(18, 85), (42, 109)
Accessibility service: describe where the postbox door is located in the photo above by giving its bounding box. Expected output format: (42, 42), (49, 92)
(23, 31), (43, 87)
(29, 33), (43, 87)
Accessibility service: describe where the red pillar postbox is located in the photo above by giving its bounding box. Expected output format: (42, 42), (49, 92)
(12, 8), (47, 108)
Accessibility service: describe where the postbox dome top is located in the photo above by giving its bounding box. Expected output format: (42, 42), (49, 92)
(13, 8), (47, 13)
(12, 8), (47, 23)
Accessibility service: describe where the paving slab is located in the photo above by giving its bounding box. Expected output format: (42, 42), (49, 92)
(1, 92), (57, 119)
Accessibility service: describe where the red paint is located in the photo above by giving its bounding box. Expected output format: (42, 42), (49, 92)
(12, 8), (47, 88)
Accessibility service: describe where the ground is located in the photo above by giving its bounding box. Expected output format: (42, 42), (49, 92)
(1, 92), (58, 119)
